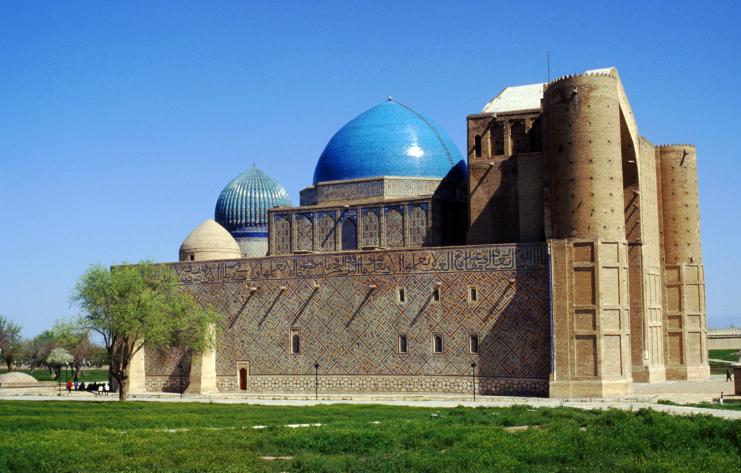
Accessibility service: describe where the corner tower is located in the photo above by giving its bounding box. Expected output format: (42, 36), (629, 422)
(658, 144), (708, 379)
(544, 72), (633, 397)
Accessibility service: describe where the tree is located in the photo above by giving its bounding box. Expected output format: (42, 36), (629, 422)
(70, 260), (221, 401)
(53, 319), (96, 379)
(0, 316), (23, 372)
(32, 330), (61, 376)
(46, 347), (74, 379)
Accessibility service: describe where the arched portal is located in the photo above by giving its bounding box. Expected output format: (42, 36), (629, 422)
(239, 368), (247, 390)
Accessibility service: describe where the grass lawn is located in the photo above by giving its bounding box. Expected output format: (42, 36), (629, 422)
(0, 368), (110, 383)
(1, 401), (741, 472)
(710, 350), (740, 363)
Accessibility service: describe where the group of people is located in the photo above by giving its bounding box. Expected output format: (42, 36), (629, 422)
(65, 379), (113, 395)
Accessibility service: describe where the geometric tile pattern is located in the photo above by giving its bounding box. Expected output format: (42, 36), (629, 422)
(163, 244), (551, 391)
(361, 209), (380, 248)
(145, 347), (190, 381)
(274, 216), (291, 255)
(296, 215), (313, 252)
(386, 207), (404, 248)
(408, 204), (427, 247)
(318, 213), (335, 252)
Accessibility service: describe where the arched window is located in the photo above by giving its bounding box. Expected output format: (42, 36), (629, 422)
(433, 335), (443, 354)
(510, 121), (526, 154)
(292, 334), (300, 354)
(341, 218), (357, 251)
(399, 335), (407, 354)
(470, 335), (479, 354)
(491, 123), (504, 155)
(469, 287), (478, 303)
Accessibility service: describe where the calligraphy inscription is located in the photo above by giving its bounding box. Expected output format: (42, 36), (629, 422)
(174, 244), (548, 284)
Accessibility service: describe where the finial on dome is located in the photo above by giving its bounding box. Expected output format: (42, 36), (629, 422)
(388, 95), (392, 101)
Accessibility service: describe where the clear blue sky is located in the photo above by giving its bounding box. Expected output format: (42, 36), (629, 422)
(2, 1), (740, 338)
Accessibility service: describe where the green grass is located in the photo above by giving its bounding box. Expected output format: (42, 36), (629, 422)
(658, 399), (741, 411)
(709, 350), (741, 363)
(0, 368), (109, 383)
(2, 401), (741, 472)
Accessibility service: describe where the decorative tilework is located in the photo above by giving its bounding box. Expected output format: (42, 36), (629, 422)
(318, 213), (335, 252)
(408, 205), (427, 247)
(297, 215), (313, 252)
(159, 244), (550, 396)
(218, 374), (547, 396)
(145, 347), (190, 377)
(362, 210), (380, 247)
(274, 216), (291, 255)
(386, 208), (404, 248)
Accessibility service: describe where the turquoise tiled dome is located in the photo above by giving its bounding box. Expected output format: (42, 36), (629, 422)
(215, 166), (292, 238)
(313, 100), (464, 185)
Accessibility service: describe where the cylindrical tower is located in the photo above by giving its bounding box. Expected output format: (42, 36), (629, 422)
(546, 74), (625, 240)
(545, 72), (634, 398)
(215, 166), (292, 258)
(659, 145), (702, 264)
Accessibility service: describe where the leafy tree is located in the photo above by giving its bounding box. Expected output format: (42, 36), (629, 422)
(70, 260), (221, 401)
(33, 330), (61, 376)
(53, 319), (96, 379)
(0, 316), (23, 372)
(46, 347), (74, 379)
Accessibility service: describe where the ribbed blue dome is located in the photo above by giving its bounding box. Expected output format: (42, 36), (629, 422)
(313, 100), (464, 184)
(215, 167), (292, 236)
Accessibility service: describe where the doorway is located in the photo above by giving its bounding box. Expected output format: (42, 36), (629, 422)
(239, 368), (247, 390)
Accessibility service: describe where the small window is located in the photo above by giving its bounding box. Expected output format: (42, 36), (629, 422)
(291, 332), (300, 354)
(398, 334), (407, 354)
(469, 334), (479, 354)
(398, 288), (406, 303)
(189, 254), (195, 261)
(474, 135), (482, 158)
(432, 288), (440, 302)
(468, 287), (478, 303)
(433, 335), (443, 354)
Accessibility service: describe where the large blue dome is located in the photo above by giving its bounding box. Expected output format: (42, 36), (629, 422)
(215, 166), (292, 235)
(313, 100), (464, 184)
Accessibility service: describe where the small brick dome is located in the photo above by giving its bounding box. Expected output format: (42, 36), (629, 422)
(179, 219), (242, 262)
